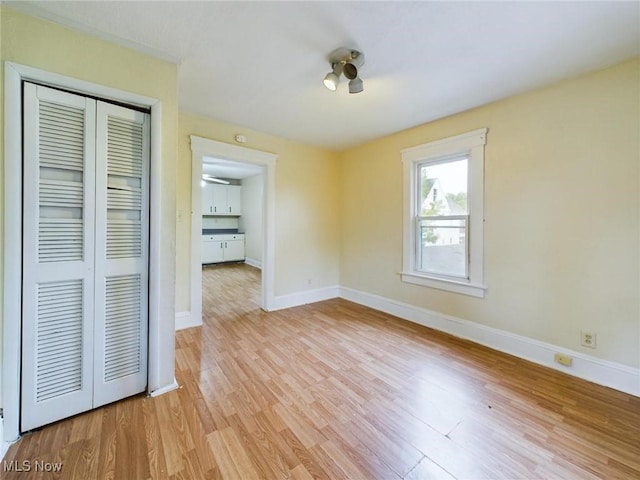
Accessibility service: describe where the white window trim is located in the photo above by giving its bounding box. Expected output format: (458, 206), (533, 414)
(401, 128), (487, 298)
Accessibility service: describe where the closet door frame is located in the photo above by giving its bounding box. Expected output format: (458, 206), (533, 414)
(3, 62), (174, 444)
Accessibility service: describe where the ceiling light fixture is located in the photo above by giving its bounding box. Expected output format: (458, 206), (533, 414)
(202, 174), (230, 185)
(323, 47), (365, 94)
(323, 63), (343, 91)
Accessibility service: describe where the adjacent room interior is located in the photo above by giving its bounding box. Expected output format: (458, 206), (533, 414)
(200, 156), (265, 310)
(1, 2), (638, 479)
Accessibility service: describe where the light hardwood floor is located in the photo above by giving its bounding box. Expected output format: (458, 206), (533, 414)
(3, 263), (639, 479)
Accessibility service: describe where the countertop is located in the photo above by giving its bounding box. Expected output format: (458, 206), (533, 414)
(202, 229), (241, 235)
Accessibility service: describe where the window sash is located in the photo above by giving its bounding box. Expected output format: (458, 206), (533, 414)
(415, 214), (469, 279)
(416, 155), (469, 216)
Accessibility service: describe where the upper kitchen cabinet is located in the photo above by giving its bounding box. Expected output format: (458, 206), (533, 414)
(225, 185), (242, 215)
(201, 183), (213, 215)
(202, 183), (242, 216)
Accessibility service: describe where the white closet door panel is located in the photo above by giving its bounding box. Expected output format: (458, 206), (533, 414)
(103, 275), (144, 382)
(107, 220), (143, 259)
(93, 102), (149, 407)
(36, 262), (89, 282)
(34, 280), (84, 402)
(21, 84), (96, 431)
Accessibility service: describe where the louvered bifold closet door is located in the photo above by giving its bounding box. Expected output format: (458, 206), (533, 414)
(93, 102), (149, 407)
(21, 84), (96, 431)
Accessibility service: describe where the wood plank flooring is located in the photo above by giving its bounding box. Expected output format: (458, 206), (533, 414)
(3, 262), (639, 479)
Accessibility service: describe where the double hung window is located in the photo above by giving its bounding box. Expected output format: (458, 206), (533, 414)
(401, 129), (487, 297)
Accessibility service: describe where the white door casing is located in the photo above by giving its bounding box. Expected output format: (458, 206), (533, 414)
(190, 135), (277, 324)
(4, 62), (173, 444)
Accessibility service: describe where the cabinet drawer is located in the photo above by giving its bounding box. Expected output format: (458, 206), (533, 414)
(202, 234), (244, 241)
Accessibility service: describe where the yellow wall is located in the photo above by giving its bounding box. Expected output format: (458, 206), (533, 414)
(176, 112), (341, 312)
(0, 6), (179, 397)
(340, 59), (640, 368)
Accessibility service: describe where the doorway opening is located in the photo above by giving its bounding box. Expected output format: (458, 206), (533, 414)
(189, 136), (277, 326)
(201, 157), (264, 313)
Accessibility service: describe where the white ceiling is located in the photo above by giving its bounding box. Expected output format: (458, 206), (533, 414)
(203, 156), (263, 180)
(9, 1), (640, 151)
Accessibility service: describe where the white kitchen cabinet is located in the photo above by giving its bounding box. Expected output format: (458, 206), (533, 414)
(201, 183), (215, 215)
(224, 239), (245, 261)
(202, 234), (245, 264)
(202, 184), (242, 216)
(226, 185), (242, 215)
(210, 184), (226, 214)
(202, 239), (224, 263)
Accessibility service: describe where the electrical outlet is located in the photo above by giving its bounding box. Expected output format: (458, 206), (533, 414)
(581, 331), (596, 349)
(554, 353), (573, 367)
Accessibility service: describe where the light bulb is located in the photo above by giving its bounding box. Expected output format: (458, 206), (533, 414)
(323, 72), (339, 91)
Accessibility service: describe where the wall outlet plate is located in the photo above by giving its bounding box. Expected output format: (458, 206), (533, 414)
(554, 353), (573, 367)
(581, 331), (596, 349)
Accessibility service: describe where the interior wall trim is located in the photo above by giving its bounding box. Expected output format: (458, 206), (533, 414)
(339, 286), (640, 397)
(244, 258), (262, 270)
(175, 311), (199, 331)
(149, 378), (179, 398)
(0, 421), (8, 461)
(189, 136), (278, 324)
(173, 282), (639, 397)
(270, 286), (341, 312)
(181, 277), (639, 396)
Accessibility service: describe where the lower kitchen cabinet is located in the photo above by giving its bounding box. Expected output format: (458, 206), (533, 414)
(202, 234), (245, 264)
(202, 240), (224, 263)
(223, 239), (245, 261)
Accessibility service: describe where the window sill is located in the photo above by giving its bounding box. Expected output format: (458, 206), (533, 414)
(401, 272), (486, 298)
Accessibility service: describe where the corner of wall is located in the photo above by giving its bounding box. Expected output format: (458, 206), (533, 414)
(244, 258), (262, 269)
(149, 378), (179, 397)
(271, 285), (340, 312)
(175, 311), (201, 330)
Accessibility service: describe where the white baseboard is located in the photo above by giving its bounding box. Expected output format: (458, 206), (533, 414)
(149, 378), (180, 397)
(244, 257), (262, 269)
(272, 285), (340, 311)
(175, 311), (201, 330)
(175, 282), (639, 396)
(339, 287), (640, 397)
(0, 420), (9, 461)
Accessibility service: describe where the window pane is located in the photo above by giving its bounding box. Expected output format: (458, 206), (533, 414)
(417, 218), (467, 277)
(419, 158), (468, 216)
